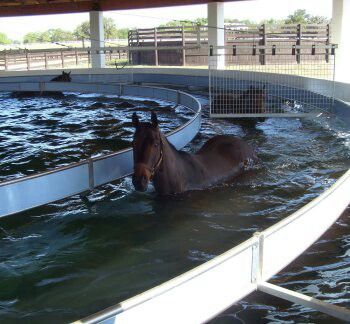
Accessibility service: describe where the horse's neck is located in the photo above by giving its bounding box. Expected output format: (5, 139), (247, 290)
(153, 134), (193, 194)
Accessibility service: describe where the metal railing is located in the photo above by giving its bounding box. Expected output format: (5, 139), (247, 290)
(77, 169), (350, 324)
(0, 82), (202, 218)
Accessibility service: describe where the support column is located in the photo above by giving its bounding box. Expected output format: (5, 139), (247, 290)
(90, 10), (105, 68)
(332, 0), (350, 83)
(208, 2), (225, 69)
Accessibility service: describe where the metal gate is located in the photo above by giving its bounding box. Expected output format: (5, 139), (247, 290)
(209, 44), (336, 118)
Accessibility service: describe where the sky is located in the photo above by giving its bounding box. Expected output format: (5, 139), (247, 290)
(0, 0), (332, 41)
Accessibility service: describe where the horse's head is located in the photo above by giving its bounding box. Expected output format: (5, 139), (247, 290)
(61, 71), (72, 82)
(51, 71), (71, 82)
(246, 85), (266, 112)
(132, 112), (163, 192)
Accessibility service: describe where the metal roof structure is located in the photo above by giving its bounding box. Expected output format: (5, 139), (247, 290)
(0, 0), (241, 17)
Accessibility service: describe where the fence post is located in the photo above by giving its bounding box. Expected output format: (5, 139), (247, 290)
(26, 50), (30, 70)
(88, 50), (91, 67)
(4, 51), (8, 70)
(296, 24), (301, 64)
(75, 50), (79, 66)
(325, 24), (330, 63)
(154, 27), (159, 66)
(196, 25), (201, 47)
(182, 25), (186, 66)
(259, 24), (266, 65)
(82, 37), (85, 48)
(44, 52), (48, 69)
(61, 51), (64, 68)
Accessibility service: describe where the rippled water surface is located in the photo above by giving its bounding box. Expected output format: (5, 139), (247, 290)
(0, 90), (349, 323)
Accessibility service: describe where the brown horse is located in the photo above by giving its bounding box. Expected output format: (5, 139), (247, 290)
(11, 71), (72, 98)
(211, 85), (266, 115)
(50, 71), (72, 82)
(132, 112), (258, 195)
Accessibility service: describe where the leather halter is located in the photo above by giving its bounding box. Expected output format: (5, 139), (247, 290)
(149, 138), (163, 180)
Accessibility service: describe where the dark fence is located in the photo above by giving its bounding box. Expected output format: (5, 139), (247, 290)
(0, 48), (128, 71)
(128, 23), (331, 66)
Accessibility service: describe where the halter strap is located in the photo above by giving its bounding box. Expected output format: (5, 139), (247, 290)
(149, 138), (163, 180)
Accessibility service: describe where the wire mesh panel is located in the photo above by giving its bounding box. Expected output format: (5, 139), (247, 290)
(209, 44), (336, 118)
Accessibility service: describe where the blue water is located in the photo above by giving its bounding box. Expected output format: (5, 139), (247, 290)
(0, 91), (349, 323)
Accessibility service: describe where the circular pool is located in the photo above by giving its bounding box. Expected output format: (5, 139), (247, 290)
(0, 80), (349, 322)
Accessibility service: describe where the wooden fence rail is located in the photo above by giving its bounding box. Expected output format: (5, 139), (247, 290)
(128, 23), (331, 66)
(0, 48), (128, 71)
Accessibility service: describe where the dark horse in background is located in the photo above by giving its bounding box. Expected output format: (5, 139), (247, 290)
(11, 71), (72, 98)
(211, 85), (267, 125)
(132, 112), (258, 195)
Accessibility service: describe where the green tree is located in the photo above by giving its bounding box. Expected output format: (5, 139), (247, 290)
(48, 29), (74, 42)
(285, 9), (311, 24)
(23, 29), (74, 43)
(0, 32), (11, 44)
(308, 15), (329, 24)
(117, 28), (129, 39)
(284, 9), (328, 25)
(74, 17), (121, 40)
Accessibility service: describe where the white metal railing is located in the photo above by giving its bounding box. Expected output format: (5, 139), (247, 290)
(77, 170), (350, 324)
(0, 82), (201, 218)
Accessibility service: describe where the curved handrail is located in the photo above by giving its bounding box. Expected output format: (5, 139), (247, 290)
(0, 82), (202, 218)
(77, 169), (350, 324)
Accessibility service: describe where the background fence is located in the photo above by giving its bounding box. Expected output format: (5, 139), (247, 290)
(128, 23), (331, 66)
(0, 23), (331, 71)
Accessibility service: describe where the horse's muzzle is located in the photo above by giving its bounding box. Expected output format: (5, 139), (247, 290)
(132, 174), (149, 192)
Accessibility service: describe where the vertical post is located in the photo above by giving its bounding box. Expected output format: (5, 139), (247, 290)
(259, 24), (266, 65)
(61, 51), (64, 68)
(296, 24), (301, 64)
(75, 50), (79, 66)
(182, 25), (186, 66)
(44, 52), (48, 69)
(82, 37), (85, 48)
(26, 50), (30, 70)
(4, 51), (8, 70)
(154, 27), (159, 66)
(325, 24), (330, 63)
(208, 2), (225, 69)
(196, 24), (201, 47)
(90, 10), (105, 68)
(332, 0), (350, 82)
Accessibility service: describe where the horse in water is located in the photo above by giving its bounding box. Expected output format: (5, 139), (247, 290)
(11, 71), (72, 98)
(132, 112), (257, 195)
(50, 71), (72, 82)
(211, 85), (267, 126)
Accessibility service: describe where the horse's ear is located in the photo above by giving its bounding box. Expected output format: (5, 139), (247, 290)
(151, 112), (158, 127)
(132, 112), (139, 128)
(68, 71), (71, 75)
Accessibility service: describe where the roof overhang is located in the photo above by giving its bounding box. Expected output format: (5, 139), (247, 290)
(0, 0), (237, 17)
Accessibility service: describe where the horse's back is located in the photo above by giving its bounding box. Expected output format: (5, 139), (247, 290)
(195, 135), (257, 174)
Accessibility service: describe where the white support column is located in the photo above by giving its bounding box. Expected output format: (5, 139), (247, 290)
(208, 2), (225, 69)
(332, 0), (350, 83)
(90, 10), (105, 68)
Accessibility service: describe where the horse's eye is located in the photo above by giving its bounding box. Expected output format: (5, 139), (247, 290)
(154, 143), (159, 147)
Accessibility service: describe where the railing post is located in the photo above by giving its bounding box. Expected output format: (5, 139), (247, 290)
(296, 24), (301, 64)
(44, 52), (48, 69)
(259, 24), (266, 65)
(325, 24), (330, 63)
(4, 51), (8, 70)
(182, 25), (186, 66)
(252, 232), (264, 284)
(61, 50), (64, 68)
(154, 27), (159, 66)
(26, 50), (30, 70)
(196, 25), (201, 47)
